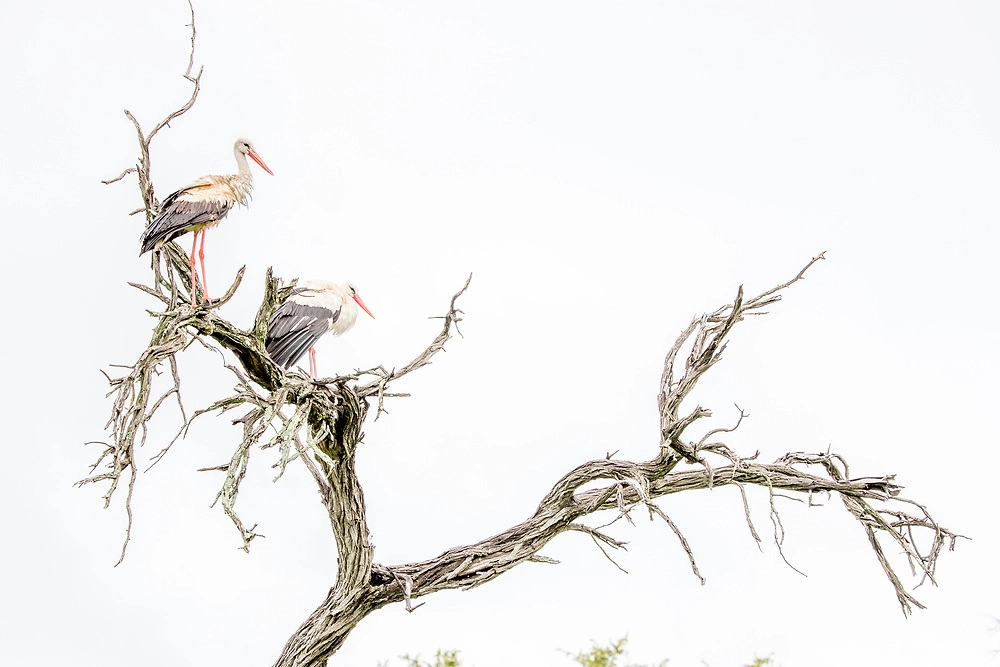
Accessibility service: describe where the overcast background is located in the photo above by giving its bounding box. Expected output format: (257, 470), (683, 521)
(1, 1), (998, 665)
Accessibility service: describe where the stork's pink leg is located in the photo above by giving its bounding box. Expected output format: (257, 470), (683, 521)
(308, 347), (317, 380)
(198, 230), (210, 302)
(189, 232), (200, 307)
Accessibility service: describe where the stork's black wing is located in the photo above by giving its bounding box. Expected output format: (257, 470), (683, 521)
(265, 300), (341, 369)
(139, 183), (234, 254)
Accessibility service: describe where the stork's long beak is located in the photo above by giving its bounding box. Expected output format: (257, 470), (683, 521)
(248, 148), (275, 175)
(353, 294), (375, 319)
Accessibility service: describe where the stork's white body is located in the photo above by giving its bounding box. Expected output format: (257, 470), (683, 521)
(266, 280), (374, 378)
(139, 139), (273, 306)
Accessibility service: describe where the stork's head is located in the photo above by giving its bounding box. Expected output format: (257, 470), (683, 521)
(234, 138), (274, 175)
(344, 283), (375, 319)
(295, 280), (375, 320)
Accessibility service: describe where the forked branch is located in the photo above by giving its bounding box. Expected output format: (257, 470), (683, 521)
(102, 0), (203, 220)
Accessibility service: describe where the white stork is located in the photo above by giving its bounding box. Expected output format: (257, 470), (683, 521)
(266, 280), (375, 379)
(139, 138), (274, 306)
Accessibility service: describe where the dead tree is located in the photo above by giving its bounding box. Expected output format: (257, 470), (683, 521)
(81, 5), (961, 666)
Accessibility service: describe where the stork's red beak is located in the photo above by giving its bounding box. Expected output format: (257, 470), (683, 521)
(353, 294), (374, 319)
(248, 148), (274, 175)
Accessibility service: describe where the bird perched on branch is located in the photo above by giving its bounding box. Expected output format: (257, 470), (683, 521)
(139, 138), (274, 306)
(266, 281), (375, 379)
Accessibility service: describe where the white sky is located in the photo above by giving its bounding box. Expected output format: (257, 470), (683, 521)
(1, 1), (998, 665)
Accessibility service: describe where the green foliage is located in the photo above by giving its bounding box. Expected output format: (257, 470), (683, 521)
(565, 637), (667, 667)
(398, 649), (463, 667)
(567, 636), (629, 667)
(382, 640), (771, 667)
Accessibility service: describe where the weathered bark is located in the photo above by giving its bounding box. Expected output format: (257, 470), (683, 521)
(271, 386), (385, 667)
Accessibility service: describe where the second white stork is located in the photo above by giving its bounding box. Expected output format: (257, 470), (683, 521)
(140, 138), (274, 306)
(266, 281), (375, 379)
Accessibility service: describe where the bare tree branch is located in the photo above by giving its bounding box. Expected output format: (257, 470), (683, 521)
(263, 255), (959, 666)
(103, 0), (202, 222)
(352, 273), (472, 404)
(102, 166), (137, 185)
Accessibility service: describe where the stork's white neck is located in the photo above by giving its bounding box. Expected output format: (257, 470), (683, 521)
(234, 148), (253, 179)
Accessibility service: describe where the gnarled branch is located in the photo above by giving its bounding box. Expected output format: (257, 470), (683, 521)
(266, 255), (960, 666)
